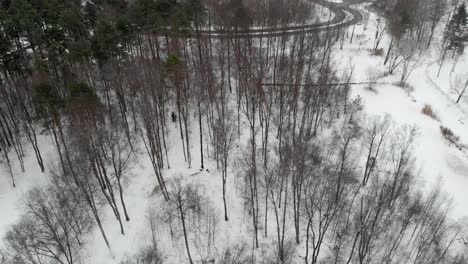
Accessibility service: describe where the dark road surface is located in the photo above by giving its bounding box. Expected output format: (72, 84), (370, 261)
(194, 0), (367, 38)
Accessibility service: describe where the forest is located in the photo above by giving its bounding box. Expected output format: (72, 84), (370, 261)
(0, 0), (467, 263)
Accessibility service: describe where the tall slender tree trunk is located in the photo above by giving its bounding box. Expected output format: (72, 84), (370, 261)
(179, 198), (194, 264)
(199, 102), (204, 170)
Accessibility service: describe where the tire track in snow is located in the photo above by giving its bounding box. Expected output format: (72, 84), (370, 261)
(424, 61), (468, 119)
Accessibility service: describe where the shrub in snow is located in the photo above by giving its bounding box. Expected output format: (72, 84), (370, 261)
(421, 104), (438, 120)
(366, 68), (380, 93)
(440, 126), (460, 146)
(369, 48), (384, 56)
(217, 243), (251, 264)
(396, 81), (415, 95)
(263, 239), (297, 264)
(120, 246), (165, 264)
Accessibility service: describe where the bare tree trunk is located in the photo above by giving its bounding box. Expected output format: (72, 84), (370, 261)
(178, 196), (194, 264)
(199, 102), (204, 170)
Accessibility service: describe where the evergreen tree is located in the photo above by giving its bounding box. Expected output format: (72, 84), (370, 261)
(454, 3), (468, 29)
(32, 82), (63, 128)
(91, 20), (121, 66)
(446, 3), (468, 53)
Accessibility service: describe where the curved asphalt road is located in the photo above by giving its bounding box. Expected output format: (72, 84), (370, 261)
(194, 0), (367, 38)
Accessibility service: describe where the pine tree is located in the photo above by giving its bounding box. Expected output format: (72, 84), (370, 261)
(454, 3), (468, 38)
(446, 3), (468, 53)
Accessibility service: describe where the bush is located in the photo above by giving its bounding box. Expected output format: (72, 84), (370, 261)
(120, 246), (164, 264)
(395, 81), (415, 95)
(370, 48), (384, 56)
(422, 104), (438, 120)
(440, 126), (460, 145)
(32, 82), (64, 120)
(218, 243), (250, 264)
(366, 68), (380, 92)
(68, 82), (95, 100)
(166, 53), (182, 72)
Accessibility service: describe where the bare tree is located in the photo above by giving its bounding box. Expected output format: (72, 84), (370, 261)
(450, 74), (468, 103)
(399, 40), (425, 84)
(104, 121), (136, 222)
(213, 109), (236, 221)
(164, 178), (210, 264)
(373, 18), (387, 52)
(365, 68), (380, 92)
(362, 115), (392, 186)
(4, 185), (91, 264)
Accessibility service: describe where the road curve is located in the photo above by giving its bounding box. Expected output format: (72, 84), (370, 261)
(194, 0), (366, 38)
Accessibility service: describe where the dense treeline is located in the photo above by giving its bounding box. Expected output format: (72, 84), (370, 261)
(374, 0), (468, 78)
(0, 0), (467, 263)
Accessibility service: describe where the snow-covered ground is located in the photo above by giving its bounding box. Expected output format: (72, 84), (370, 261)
(76, 10), (468, 258)
(0, 135), (55, 246)
(333, 2), (468, 219)
(79, 118), (255, 263)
